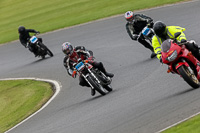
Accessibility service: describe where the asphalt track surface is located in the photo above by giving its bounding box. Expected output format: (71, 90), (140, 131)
(1, 1), (200, 133)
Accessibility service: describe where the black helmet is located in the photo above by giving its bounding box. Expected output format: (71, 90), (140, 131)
(18, 26), (26, 34)
(153, 21), (166, 37)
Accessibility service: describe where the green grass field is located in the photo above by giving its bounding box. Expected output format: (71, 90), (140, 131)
(0, 0), (187, 44)
(162, 114), (200, 133)
(2, 0), (200, 133)
(0, 80), (53, 133)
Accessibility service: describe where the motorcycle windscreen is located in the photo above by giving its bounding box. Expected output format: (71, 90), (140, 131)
(161, 39), (171, 53)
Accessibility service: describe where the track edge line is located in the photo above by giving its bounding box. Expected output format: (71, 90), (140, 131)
(1, 77), (61, 133)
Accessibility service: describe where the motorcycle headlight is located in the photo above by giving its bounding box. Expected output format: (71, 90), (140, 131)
(167, 50), (178, 62)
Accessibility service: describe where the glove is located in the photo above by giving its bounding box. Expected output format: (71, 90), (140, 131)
(72, 63), (77, 67)
(147, 21), (154, 28)
(132, 34), (138, 40)
(72, 71), (77, 78)
(77, 58), (82, 63)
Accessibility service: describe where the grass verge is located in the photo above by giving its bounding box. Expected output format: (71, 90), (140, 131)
(0, 0), (188, 44)
(161, 113), (200, 133)
(0, 80), (53, 133)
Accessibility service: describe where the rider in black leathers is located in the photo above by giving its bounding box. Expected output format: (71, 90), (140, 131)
(125, 11), (156, 58)
(18, 26), (41, 56)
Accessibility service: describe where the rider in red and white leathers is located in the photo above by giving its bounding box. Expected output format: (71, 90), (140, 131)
(62, 42), (114, 96)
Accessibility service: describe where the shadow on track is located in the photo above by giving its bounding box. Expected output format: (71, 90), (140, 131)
(20, 56), (53, 68)
(160, 87), (199, 102)
(168, 87), (199, 98)
(132, 57), (157, 66)
(57, 89), (116, 112)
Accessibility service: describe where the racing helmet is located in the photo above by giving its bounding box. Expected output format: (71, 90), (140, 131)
(153, 21), (167, 37)
(62, 42), (73, 56)
(124, 11), (134, 22)
(18, 26), (26, 34)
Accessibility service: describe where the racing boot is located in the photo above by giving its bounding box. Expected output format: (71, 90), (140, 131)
(94, 62), (114, 78)
(100, 64), (114, 78)
(91, 88), (96, 96)
(150, 52), (157, 58)
(104, 72), (114, 78)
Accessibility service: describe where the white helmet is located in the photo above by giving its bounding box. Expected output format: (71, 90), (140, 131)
(124, 11), (134, 21)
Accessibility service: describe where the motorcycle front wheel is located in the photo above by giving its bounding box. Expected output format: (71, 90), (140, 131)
(87, 75), (107, 95)
(46, 47), (54, 57)
(178, 65), (200, 88)
(39, 43), (53, 57)
(104, 84), (113, 92)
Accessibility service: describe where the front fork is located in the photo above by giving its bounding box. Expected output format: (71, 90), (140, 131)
(82, 68), (101, 89)
(181, 59), (195, 75)
(175, 59), (195, 75)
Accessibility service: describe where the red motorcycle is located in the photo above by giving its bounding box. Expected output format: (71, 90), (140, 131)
(161, 33), (200, 88)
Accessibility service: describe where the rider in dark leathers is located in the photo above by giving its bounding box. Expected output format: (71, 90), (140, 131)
(62, 42), (114, 96)
(125, 11), (156, 58)
(18, 26), (41, 56)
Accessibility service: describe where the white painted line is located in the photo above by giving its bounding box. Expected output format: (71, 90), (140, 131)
(156, 111), (200, 133)
(1, 78), (61, 133)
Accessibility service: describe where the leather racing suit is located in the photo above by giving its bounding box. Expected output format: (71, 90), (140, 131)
(63, 46), (113, 87)
(19, 29), (41, 55)
(126, 14), (155, 57)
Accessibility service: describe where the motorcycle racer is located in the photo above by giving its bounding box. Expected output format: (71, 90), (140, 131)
(18, 26), (41, 57)
(152, 21), (200, 62)
(124, 11), (156, 58)
(62, 42), (114, 96)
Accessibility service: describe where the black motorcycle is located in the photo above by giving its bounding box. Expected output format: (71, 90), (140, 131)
(74, 60), (113, 96)
(28, 34), (53, 58)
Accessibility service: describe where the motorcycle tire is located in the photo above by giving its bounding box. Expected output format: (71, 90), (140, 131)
(178, 65), (200, 88)
(87, 75), (106, 95)
(104, 84), (113, 92)
(39, 43), (53, 57)
(46, 47), (54, 57)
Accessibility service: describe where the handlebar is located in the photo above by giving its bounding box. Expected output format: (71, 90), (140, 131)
(173, 39), (188, 46)
(34, 32), (40, 36)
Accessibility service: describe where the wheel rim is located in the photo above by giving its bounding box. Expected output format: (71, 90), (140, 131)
(184, 66), (199, 84)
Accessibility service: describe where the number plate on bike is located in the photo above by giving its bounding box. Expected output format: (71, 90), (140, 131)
(142, 27), (150, 36)
(30, 36), (38, 43)
(75, 62), (85, 71)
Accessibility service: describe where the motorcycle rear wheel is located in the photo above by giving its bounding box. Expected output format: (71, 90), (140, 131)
(178, 65), (200, 88)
